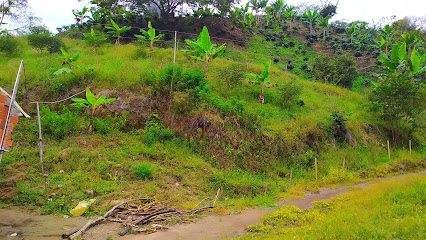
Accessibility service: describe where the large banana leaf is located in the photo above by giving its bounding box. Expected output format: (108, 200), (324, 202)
(199, 26), (212, 52)
(211, 43), (226, 59)
(185, 39), (205, 55)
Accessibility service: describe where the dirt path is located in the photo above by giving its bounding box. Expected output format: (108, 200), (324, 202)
(0, 207), (85, 240)
(0, 172), (422, 240)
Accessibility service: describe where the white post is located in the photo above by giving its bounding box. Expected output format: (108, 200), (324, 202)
(170, 31), (177, 93)
(36, 102), (44, 173)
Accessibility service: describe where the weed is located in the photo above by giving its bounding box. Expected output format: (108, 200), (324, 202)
(133, 162), (157, 180)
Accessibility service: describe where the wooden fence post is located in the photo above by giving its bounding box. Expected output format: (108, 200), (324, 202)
(387, 140), (390, 159)
(409, 140), (411, 155)
(315, 158), (318, 181)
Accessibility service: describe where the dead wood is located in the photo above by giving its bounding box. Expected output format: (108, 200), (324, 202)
(133, 209), (183, 225)
(62, 196), (214, 239)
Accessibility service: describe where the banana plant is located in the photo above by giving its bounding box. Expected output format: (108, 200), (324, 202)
(302, 9), (320, 34)
(72, 6), (91, 26)
(283, 7), (297, 30)
(182, 26), (226, 78)
(374, 42), (426, 78)
(246, 61), (276, 104)
(83, 28), (107, 51)
(55, 47), (82, 69)
(135, 21), (164, 51)
(271, 0), (286, 20)
(401, 29), (420, 55)
(105, 19), (131, 46)
(72, 88), (116, 132)
(317, 16), (330, 40)
(378, 24), (394, 55)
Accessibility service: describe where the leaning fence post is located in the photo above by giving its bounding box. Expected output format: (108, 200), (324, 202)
(288, 167), (293, 187)
(36, 102), (44, 173)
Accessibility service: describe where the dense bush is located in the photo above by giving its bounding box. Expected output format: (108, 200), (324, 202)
(39, 106), (82, 140)
(143, 113), (174, 145)
(27, 26), (64, 53)
(217, 62), (246, 90)
(370, 73), (422, 138)
(279, 81), (303, 106)
(0, 31), (19, 56)
(312, 54), (358, 88)
(133, 162), (156, 180)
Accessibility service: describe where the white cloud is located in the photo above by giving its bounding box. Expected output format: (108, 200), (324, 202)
(29, 0), (91, 31)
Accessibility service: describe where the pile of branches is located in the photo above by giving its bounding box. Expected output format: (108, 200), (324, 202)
(62, 197), (213, 239)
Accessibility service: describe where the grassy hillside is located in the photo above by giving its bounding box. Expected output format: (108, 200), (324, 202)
(0, 33), (424, 215)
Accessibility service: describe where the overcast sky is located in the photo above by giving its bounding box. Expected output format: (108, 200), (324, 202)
(23, 0), (426, 32)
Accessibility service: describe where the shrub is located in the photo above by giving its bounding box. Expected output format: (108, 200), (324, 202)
(143, 113), (174, 145)
(27, 26), (64, 53)
(333, 54), (358, 88)
(312, 53), (358, 88)
(330, 111), (348, 142)
(171, 91), (191, 114)
(0, 31), (19, 56)
(279, 81), (303, 106)
(83, 28), (107, 48)
(217, 62), (246, 90)
(133, 162), (156, 180)
(39, 106), (82, 140)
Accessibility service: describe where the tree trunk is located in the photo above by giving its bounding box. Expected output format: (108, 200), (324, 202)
(259, 84), (265, 104)
(204, 60), (209, 78)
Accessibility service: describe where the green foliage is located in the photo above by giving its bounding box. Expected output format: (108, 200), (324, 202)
(171, 91), (191, 114)
(374, 42), (426, 79)
(217, 62), (246, 90)
(330, 111), (348, 142)
(27, 26), (64, 53)
(133, 162), (157, 180)
(135, 21), (164, 51)
(92, 112), (129, 134)
(72, 88), (116, 132)
(370, 73), (422, 131)
(313, 54), (358, 88)
(39, 106), (82, 140)
(301, 9), (320, 34)
(105, 19), (131, 46)
(279, 80), (303, 106)
(55, 47), (82, 70)
(83, 28), (107, 48)
(72, 88), (116, 114)
(0, 30), (19, 55)
(143, 113), (174, 145)
(182, 26), (226, 77)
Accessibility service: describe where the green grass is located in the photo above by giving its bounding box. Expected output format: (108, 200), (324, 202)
(238, 174), (426, 240)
